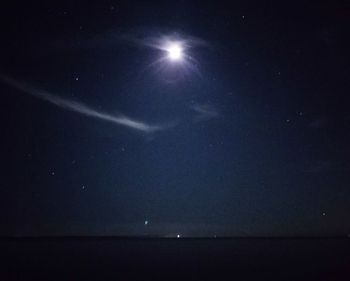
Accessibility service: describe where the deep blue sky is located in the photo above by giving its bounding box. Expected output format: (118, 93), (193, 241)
(1, 1), (350, 237)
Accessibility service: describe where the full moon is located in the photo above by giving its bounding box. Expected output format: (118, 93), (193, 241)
(166, 43), (183, 61)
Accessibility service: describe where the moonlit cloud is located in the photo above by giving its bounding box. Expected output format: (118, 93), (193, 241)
(303, 160), (350, 173)
(120, 30), (208, 80)
(309, 117), (328, 129)
(51, 28), (208, 82)
(121, 29), (208, 50)
(0, 75), (163, 133)
(191, 103), (219, 122)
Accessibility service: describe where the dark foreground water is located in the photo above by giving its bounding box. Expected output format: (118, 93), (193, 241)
(1, 237), (350, 280)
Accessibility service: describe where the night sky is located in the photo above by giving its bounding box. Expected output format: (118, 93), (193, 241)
(1, 1), (350, 237)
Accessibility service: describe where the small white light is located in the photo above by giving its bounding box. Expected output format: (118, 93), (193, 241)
(166, 43), (183, 61)
(177, 234), (181, 238)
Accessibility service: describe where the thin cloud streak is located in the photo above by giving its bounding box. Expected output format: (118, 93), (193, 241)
(191, 103), (219, 122)
(0, 75), (162, 133)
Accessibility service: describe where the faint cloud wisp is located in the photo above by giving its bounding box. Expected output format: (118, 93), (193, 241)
(0, 75), (163, 133)
(191, 103), (220, 123)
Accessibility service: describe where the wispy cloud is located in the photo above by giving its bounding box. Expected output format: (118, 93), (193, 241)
(309, 117), (328, 129)
(53, 28), (209, 52)
(303, 160), (334, 173)
(0, 75), (163, 133)
(303, 160), (350, 173)
(191, 103), (219, 122)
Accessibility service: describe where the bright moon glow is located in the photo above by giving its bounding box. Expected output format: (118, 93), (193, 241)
(166, 43), (183, 61)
